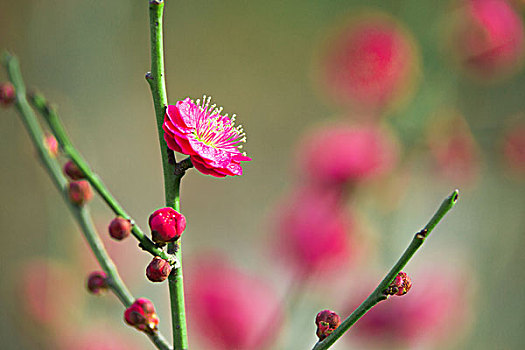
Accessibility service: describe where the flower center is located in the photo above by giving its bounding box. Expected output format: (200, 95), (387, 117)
(193, 95), (247, 151)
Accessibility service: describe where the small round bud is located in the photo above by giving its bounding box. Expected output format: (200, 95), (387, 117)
(124, 298), (159, 333)
(63, 160), (85, 180)
(148, 207), (186, 244)
(0, 82), (16, 106)
(315, 309), (341, 340)
(108, 217), (132, 241)
(44, 134), (59, 157)
(68, 180), (93, 206)
(146, 256), (172, 282)
(386, 271), (412, 296)
(87, 271), (108, 295)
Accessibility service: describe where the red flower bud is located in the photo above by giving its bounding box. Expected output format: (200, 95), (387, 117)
(63, 160), (85, 180)
(315, 309), (341, 340)
(68, 180), (93, 206)
(386, 271), (412, 296)
(108, 217), (132, 241)
(124, 298), (159, 333)
(148, 207), (186, 244)
(44, 134), (59, 157)
(86, 271), (108, 295)
(146, 256), (172, 282)
(0, 82), (16, 106)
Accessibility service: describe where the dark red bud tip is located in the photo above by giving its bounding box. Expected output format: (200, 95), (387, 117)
(44, 134), (59, 157)
(108, 217), (132, 241)
(386, 271), (412, 296)
(315, 309), (341, 340)
(124, 298), (159, 333)
(0, 82), (16, 106)
(87, 271), (108, 295)
(148, 207), (186, 244)
(146, 256), (172, 282)
(63, 160), (85, 180)
(68, 180), (93, 206)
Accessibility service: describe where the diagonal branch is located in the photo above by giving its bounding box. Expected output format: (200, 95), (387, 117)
(2, 51), (172, 350)
(312, 189), (459, 350)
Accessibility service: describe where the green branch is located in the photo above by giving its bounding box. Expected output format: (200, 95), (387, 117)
(146, 1), (189, 348)
(312, 189), (459, 350)
(2, 52), (172, 350)
(27, 93), (177, 265)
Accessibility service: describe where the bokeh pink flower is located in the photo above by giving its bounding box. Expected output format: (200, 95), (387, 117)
(452, 0), (524, 79)
(163, 96), (252, 177)
(320, 12), (419, 111)
(187, 256), (282, 350)
(502, 120), (525, 176)
(272, 186), (356, 277)
(297, 122), (399, 187)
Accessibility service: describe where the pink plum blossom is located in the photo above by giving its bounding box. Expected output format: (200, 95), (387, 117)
(163, 96), (252, 177)
(502, 121), (525, 176)
(272, 186), (355, 277)
(187, 256), (282, 350)
(452, 0), (524, 78)
(320, 13), (419, 111)
(297, 122), (399, 186)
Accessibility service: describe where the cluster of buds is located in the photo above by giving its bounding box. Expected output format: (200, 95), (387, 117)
(146, 256), (172, 282)
(124, 298), (159, 334)
(315, 310), (341, 340)
(108, 216), (132, 241)
(86, 271), (108, 295)
(148, 207), (186, 245)
(385, 271), (412, 296)
(0, 82), (15, 106)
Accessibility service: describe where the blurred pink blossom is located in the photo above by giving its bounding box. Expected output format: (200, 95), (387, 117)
(453, 0), (524, 78)
(297, 122), (400, 186)
(272, 186), (356, 277)
(427, 111), (480, 184)
(320, 12), (419, 111)
(502, 121), (525, 176)
(187, 256), (282, 350)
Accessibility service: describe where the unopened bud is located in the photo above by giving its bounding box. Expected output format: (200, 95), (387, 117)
(87, 271), (108, 295)
(315, 309), (341, 340)
(63, 160), (85, 180)
(386, 271), (412, 296)
(148, 207), (186, 245)
(146, 256), (172, 282)
(44, 134), (59, 157)
(108, 217), (132, 241)
(68, 180), (93, 206)
(124, 298), (159, 333)
(0, 82), (15, 106)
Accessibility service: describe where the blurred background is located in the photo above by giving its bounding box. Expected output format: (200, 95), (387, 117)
(1, 0), (524, 349)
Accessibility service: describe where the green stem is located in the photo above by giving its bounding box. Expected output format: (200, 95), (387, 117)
(312, 189), (460, 350)
(146, 1), (189, 348)
(27, 93), (176, 265)
(2, 52), (172, 350)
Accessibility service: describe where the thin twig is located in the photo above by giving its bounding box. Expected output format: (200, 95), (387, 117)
(146, 0), (189, 348)
(2, 52), (172, 350)
(312, 189), (460, 350)
(27, 92), (177, 265)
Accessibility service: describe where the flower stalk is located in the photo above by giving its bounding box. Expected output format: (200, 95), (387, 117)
(146, 0), (189, 348)
(312, 189), (459, 350)
(1, 52), (172, 350)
